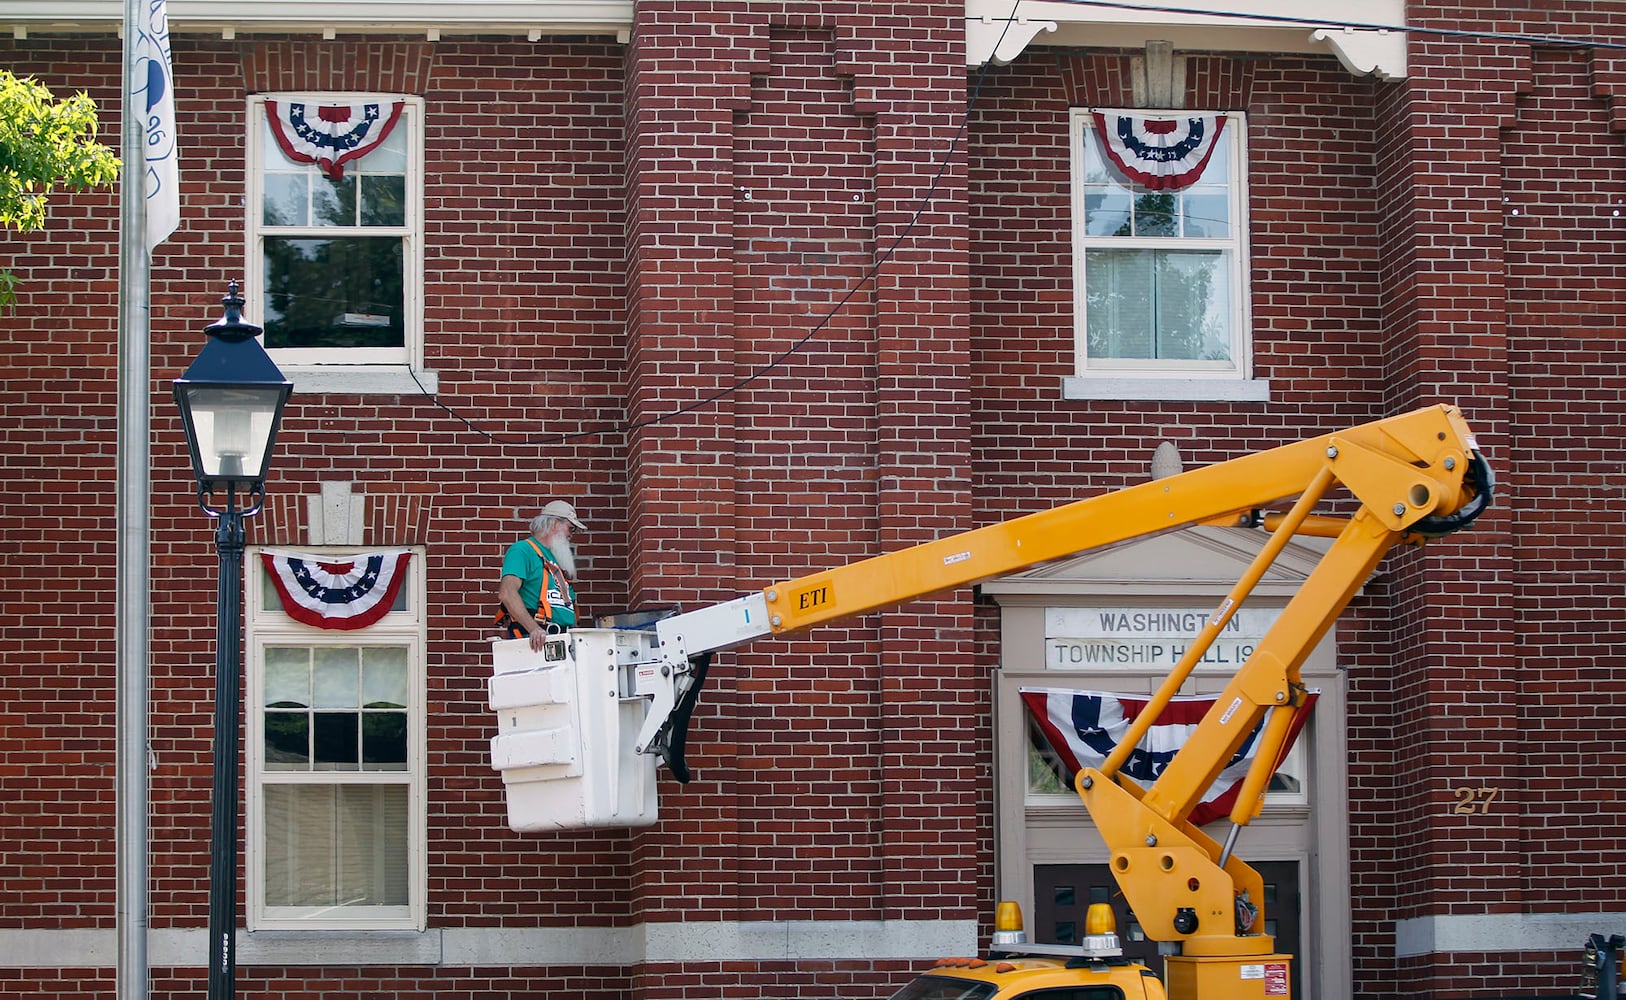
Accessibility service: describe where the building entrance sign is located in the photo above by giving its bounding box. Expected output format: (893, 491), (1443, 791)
(1044, 605), (1281, 670)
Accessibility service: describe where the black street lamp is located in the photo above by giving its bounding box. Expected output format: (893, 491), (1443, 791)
(173, 282), (292, 1000)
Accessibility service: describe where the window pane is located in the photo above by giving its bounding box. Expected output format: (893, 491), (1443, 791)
(362, 712), (408, 770)
(1081, 128), (1114, 184)
(1085, 248), (1154, 360)
(1028, 716), (1072, 794)
(313, 647), (359, 709)
(1153, 252), (1231, 362)
(264, 647), (310, 708)
(362, 648), (409, 708)
(264, 785), (335, 905)
(264, 784), (408, 908)
(1132, 191), (1179, 237)
(338, 785), (409, 905)
(264, 712), (310, 770)
(262, 118), (295, 170)
(357, 120), (408, 173)
(313, 713), (360, 770)
(1084, 188), (1132, 237)
(1199, 134), (1231, 184)
(310, 173), (358, 227)
(886, 976), (997, 1000)
(262, 173), (308, 226)
(262, 237), (405, 349)
(1183, 192), (1229, 238)
(359, 175), (406, 227)
(1085, 249), (1232, 363)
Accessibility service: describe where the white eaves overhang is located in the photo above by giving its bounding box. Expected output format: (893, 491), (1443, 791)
(0, 2), (1406, 80)
(966, 0), (1407, 80)
(0, 1), (634, 42)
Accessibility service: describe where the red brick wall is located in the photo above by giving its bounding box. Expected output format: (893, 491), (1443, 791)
(729, 24), (886, 920)
(1365, 17), (1525, 1000)
(1503, 43), (1626, 909)
(3, 2), (1626, 998)
(622, 0), (757, 929)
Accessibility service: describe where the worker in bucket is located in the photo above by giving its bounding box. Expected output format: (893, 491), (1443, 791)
(496, 500), (586, 650)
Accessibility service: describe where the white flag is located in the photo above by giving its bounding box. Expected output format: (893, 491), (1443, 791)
(133, 0), (179, 250)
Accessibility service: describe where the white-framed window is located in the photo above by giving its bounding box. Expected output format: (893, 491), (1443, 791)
(245, 547), (427, 931)
(1070, 108), (1251, 382)
(245, 94), (429, 391)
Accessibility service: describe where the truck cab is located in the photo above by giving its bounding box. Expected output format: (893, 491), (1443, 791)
(893, 959), (1168, 1000)
(890, 903), (1170, 1000)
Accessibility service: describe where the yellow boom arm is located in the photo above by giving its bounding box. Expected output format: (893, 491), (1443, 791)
(756, 404), (1482, 635)
(641, 404), (1490, 967)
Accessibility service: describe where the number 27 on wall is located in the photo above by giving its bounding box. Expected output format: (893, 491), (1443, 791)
(1452, 786), (1501, 814)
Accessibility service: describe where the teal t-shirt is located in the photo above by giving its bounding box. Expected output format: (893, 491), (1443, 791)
(500, 538), (577, 628)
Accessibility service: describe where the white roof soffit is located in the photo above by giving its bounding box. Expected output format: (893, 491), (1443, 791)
(965, 0), (1407, 80)
(0, 1), (634, 40)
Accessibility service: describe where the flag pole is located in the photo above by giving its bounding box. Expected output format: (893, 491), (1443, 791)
(117, 0), (153, 995)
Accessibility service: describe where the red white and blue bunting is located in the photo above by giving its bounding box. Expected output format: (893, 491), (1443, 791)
(1020, 687), (1316, 826)
(260, 549), (412, 631)
(265, 97), (405, 180)
(1091, 112), (1226, 191)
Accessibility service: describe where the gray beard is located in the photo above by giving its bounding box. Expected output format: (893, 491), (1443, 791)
(550, 535), (577, 579)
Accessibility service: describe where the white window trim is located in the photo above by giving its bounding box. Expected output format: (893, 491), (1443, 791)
(244, 93), (432, 396)
(244, 545), (429, 932)
(1069, 107), (1264, 396)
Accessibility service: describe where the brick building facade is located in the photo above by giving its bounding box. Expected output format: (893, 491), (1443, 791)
(0, 2), (1621, 998)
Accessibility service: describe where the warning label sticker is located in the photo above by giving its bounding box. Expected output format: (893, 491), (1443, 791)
(1265, 963), (1289, 996)
(1240, 965), (1264, 980)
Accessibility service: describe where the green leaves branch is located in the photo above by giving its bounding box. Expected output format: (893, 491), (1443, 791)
(0, 69), (121, 308)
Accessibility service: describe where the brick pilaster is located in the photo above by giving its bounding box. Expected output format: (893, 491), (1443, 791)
(621, 0), (763, 947)
(838, 4), (977, 922)
(1369, 34), (1528, 993)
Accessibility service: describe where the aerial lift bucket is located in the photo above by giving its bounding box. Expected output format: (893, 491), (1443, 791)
(486, 628), (661, 829)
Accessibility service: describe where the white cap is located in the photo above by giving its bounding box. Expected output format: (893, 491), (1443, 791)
(539, 499), (586, 531)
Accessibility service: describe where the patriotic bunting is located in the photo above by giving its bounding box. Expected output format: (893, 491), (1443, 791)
(1020, 687), (1316, 826)
(265, 97), (406, 180)
(260, 549), (412, 631)
(1092, 112), (1226, 191)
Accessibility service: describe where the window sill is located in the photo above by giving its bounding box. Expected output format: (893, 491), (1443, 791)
(241, 928), (438, 965)
(282, 365), (438, 396)
(1063, 376), (1271, 402)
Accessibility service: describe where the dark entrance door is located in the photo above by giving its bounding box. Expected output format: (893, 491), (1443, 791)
(1033, 860), (1302, 1000)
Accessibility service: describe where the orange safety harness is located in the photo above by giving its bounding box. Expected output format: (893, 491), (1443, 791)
(495, 538), (572, 633)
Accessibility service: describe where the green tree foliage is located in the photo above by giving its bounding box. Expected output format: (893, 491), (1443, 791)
(0, 69), (120, 307)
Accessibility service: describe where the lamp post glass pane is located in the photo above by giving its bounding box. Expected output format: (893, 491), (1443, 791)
(182, 384), (284, 481)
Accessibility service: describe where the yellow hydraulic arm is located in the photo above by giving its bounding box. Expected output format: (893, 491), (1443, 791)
(641, 404), (1490, 975)
(751, 405), (1484, 638)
